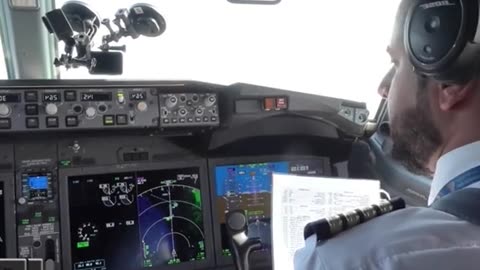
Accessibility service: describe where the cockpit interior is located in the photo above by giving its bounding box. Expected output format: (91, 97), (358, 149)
(0, 0), (431, 269)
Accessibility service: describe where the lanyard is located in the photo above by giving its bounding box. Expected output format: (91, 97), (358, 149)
(435, 165), (480, 201)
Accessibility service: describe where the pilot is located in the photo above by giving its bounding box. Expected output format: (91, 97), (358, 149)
(294, 0), (480, 269)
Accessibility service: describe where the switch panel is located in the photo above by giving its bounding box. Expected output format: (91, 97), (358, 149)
(0, 88), (159, 132)
(159, 93), (219, 128)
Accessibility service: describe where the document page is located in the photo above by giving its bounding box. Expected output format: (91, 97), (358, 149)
(271, 174), (381, 270)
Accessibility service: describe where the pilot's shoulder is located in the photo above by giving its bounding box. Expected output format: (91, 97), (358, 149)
(295, 207), (480, 270)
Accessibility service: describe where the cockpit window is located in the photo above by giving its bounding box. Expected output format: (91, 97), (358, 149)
(0, 34), (7, 79)
(55, 0), (399, 117)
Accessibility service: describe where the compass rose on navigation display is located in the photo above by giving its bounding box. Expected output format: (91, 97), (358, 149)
(137, 169), (206, 267)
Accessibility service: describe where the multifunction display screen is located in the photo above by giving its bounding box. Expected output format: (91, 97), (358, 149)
(214, 159), (325, 256)
(68, 168), (205, 270)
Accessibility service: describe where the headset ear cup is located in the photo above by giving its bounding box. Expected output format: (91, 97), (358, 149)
(404, 0), (476, 82)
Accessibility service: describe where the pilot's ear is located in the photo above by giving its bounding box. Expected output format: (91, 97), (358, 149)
(437, 81), (473, 111)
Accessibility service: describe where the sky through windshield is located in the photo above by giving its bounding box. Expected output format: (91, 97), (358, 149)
(0, 34), (6, 79)
(55, 0), (400, 117)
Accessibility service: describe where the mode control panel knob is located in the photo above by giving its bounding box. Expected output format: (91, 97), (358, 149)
(137, 101), (148, 112)
(85, 107), (96, 118)
(45, 103), (58, 115)
(0, 104), (10, 116)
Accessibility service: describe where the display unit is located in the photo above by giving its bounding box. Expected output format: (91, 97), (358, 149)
(208, 155), (331, 266)
(59, 160), (214, 270)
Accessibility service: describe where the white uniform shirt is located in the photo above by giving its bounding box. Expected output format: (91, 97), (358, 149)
(294, 141), (480, 270)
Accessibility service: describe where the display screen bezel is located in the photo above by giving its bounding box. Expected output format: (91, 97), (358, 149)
(0, 173), (16, 258)
(0, 93), (21, 103)
(43, 92), (61, 102)
(80, 92), (113, 102)
(59, 159), (214, 270)
(208, 155), (330, 267)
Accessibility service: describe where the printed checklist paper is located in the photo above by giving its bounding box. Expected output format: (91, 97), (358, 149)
(271, 174), (381, 269)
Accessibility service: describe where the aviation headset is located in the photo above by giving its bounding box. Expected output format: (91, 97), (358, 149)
(405, 0), (480, 82)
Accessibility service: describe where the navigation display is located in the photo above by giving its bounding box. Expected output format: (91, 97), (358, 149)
(214, 159), (326, 256)
(68, 168), (206, 270)
(137, 169), (205, 267)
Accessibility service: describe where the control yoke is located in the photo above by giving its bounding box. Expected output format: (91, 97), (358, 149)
(42, 1), (166, 74)
(225, 210), (263, 270)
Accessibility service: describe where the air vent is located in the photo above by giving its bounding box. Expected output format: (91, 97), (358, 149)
(72, 156), (96, 165)
(378, 121), (391, 136)
(123, 152), (149, 162)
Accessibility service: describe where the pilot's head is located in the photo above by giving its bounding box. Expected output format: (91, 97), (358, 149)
(379, 0), (480, 175)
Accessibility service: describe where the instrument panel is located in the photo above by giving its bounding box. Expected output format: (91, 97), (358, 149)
(0, 138), (331, 270)
(0, 80), (369, 270)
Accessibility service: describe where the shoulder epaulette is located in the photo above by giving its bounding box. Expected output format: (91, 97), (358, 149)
(303, 197), (406, 241)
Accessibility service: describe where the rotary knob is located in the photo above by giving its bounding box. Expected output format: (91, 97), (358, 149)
(18, 197), (27, 205)
(195, 108), (204, 116)
(45, 103), (58, 115)
(178, 108), (188, 117)
(0, 104), (10, 116)
(86, 107), (96, 118)
(205, 95), (216, 107)
(166, 96), (178, 108)
(137, 101), (148, 112)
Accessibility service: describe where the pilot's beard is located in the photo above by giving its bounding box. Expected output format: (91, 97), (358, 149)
(390, 78), (442, 176)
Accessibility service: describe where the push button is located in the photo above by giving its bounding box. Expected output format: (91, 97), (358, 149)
(25, 104), (39, 115)
(0, 118), (11, 129)
(28, 258), (43, 270)
(26, 117), (39, 128)
(66, 116), (78, 127)
(64, 90), (77, 101)
(0, 258), (27, 270)
(116, 114), (128, 125)
(25, 91), (38, 102)
(276, 97), (288, 109)
(46, 117), (59, 128)
(264, 97), (276, 111)
(103, 115), (115, 126)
